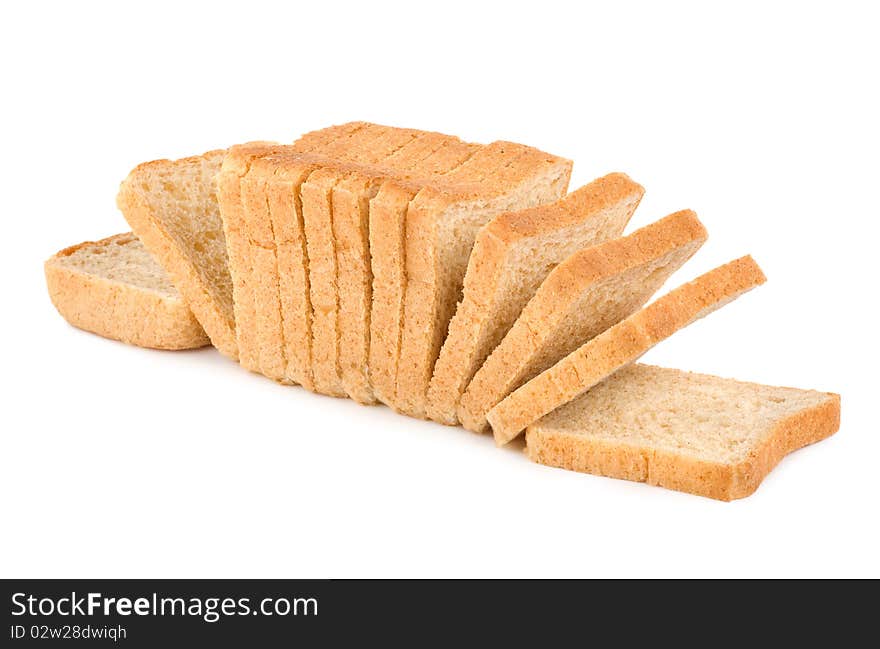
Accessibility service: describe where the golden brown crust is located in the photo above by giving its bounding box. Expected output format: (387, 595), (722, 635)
(45, 234), (209, 350)
(490, 172), (643, 242)
(525, 372), (841, 501)
(488, 256), (767, 444)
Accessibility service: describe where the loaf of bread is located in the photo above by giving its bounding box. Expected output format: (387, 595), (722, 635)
(45, 233), (209, 350)
(42, 122), (837, 501)
(487, 256), (766, 444)
(426, 173), (645, 425)
(460, 209), (708, 433)
(526, 364), (841, 500)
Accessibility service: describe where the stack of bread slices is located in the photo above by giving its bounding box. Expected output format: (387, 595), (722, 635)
(45, 122), (840, 501)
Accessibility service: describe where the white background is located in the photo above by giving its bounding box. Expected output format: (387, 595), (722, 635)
(2, 1), (877, 578)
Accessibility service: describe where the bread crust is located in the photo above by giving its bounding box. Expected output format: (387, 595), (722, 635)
(525, 365), (841, 501)
(45, 233), (209, 350)
(488, 256), (767, 444)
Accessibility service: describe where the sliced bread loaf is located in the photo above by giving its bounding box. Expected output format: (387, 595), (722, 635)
(426, 173), (645, 425)
(45, 233), (209, 350)
(526, 364), (841, 501)
(487, 255), (767, 444)
(459, 210), (708, 433)
(395, 143), (573, 417)
(117, 149), (234, 356)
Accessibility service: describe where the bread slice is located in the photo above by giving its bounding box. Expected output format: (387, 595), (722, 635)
(45, 233), (209, 350)
(459, 210), (708, 433)
(117, 149), (234, 357)
(526, 364), (841, 501)
(426, 173), (645, 425)
(487, 255), (767, 444)
(394, 143), (573, 417)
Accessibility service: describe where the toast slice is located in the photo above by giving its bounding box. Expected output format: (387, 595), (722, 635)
(45, 233), (208, 350)
(459, 210), (708, 433)
(526, 364), (841, 501)
(395, 143), (573, 417)
(487, 255), (767, 444)
(426, 173), (645, 425)
(117, 149), (234, 357)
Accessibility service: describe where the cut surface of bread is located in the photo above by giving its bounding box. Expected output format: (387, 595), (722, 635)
(487, 255), (767, 444)
(395, 142), (573, 417)
(426, 173), (645, 425)
(526, 364), (841, 501)
(459, 209), (708, 433)
(45, 233), (209, 350)
(117, 149), (235, 357)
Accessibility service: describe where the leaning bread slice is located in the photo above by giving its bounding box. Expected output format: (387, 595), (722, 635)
(45, 233), (209, 350)
(117, 149), (234, 356)
(487, 255), (767, 444)
(395, 143), (573, 417)
(459, 210), (708, 433)
(426, 173), (645, 425)
(526, 364), (841, 501)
